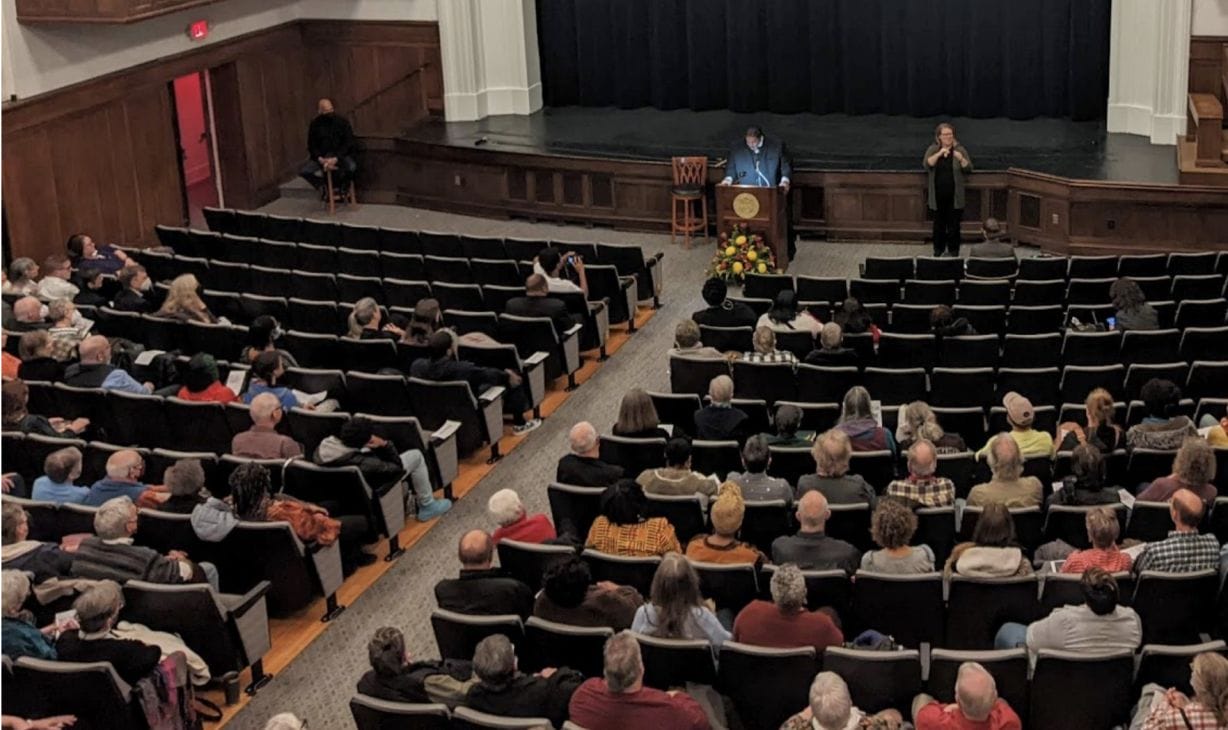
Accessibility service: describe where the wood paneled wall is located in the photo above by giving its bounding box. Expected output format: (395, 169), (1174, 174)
(1189, 36), (1228, 108)
(16, 0), (223, 23)
(1, 20), (442, 265)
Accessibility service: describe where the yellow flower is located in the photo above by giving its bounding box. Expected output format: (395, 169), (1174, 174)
(725, 246), (736, 257)
(732, 262), (744, 274)
(757, 262), (767, 273)
(735, 235), (747, 245)
(746, 250), (757, 262)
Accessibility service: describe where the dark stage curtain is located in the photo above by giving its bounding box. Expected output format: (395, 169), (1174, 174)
(535, 0), (1111, 120)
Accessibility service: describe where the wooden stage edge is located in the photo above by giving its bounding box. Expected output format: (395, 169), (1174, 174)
(357, 134), (1228, 256)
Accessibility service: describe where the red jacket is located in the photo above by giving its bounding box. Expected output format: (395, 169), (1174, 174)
(492, 513), (557, 544)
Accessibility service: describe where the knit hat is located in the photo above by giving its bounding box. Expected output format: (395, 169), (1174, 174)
(1002, 391), (1034, 428)
(710, 481), (745, 536)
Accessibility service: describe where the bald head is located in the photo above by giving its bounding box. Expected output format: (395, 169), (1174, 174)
(709, 375), (734, 404)
(955, 662), (998, 722)
(13, 297), (42, 323)
(569, 421), (598, 457)
(907, 439), (937, 478)
(104, 450), (144, 482)
(78, 335), (111, 364)
(797, 490), (830, 532)
(458, 529), (493, 569)
(1171, 488), (1205, 530)
(987, 433), (1023, 481)
(525, 273), (548, 296)
(317, 98), (334, 114)
(249, 392), (283, 427)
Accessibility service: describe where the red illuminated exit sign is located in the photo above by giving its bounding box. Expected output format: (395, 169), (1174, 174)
(187, 20), (210, 41)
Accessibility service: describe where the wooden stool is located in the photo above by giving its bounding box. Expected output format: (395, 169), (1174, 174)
(324, 167), (357, 214)
(670, 156), (708, 249)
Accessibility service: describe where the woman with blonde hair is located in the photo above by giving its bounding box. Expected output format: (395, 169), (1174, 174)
(1136, 651), (1228, 729)
(1057, 388), (1123, 452)
(156, 273), (216, 323)
(612, 388), (669, 440)
(895, 401), (965, 454)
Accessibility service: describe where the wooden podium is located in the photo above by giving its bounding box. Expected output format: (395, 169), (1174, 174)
(715, 184), (790, 268)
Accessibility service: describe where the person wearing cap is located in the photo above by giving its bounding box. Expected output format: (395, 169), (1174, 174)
(691, 277), (756, 328)
(684, 482), (765, 566)
(975, 392), (1053, 460)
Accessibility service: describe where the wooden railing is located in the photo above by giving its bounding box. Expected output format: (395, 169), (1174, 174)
(1187, 92), (1225, 167)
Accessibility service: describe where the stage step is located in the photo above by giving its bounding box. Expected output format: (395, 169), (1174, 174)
(278, 177), (319, 201)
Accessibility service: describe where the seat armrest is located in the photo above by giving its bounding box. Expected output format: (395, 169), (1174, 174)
(309, 541), (345, 597)
(524, 351), (550, 367)
(588, 299), (607, 315)
(431, 419), (462, 443)
(522, 352), (549, 407)
(226, 580), (272, 617)
(619, 277), (636, 291)
(480, 385), (506, 404)
(563, 323), (584, 337)
(226, 580), (273, 663)
(430, 421), (461, 487)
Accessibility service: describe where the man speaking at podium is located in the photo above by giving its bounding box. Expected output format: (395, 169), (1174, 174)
(719, 126), (794, 258)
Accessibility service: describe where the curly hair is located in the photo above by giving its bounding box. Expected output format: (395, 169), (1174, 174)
(1173, 436), (1216, 488)
(870, 499), (918, 550)
(1110, 277), (1146, 311)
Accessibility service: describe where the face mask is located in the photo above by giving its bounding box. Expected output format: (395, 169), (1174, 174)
(271, 326), (285, 341)
(139, 278), (154, 292)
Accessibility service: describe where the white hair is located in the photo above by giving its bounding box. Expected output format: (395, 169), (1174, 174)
(2, 570), (31, 616)
(262, 714), (305, 730)
(487, 489), (524, 527)
(105, 450), (142, 480)
(250, 392), (282, 424)
(809, 672), (854, 729)
(94, 496), (136, 540)
(569, 421), (598, 455)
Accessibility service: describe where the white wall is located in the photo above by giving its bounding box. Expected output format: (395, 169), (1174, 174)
(1191, 0), (1228, 34)
(1, 0), (437, 101)
(1107, 0), (1192, 144)
(437, 0), (542, 121)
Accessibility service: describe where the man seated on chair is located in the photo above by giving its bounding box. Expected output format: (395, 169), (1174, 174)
(966, 217), (1016, 259)
(299, 97), (357, 199)
(434, 529), (533, 618)
(505, 273), (578, 337)
(465, 634), (584, 728)
(533, 247), (589, 298)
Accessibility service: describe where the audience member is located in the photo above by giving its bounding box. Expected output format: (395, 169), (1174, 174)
(632, 553), (730, 646)
(944, 503), (1031, 578)
(585, 480), (681, 557)
(780, 671), (903, 730)
(567, 631), (710, 730)
(637, 438), (719, 497)
(239, 315), (297, 367)
(231, 392), (304, 459)
(732, 563), (844, 655)
(692, 277), (755, 328)
(347, 297), (403, 340)
(861, 499), (936, 574)
(37, 255), (78, 301)
(54, 581), (161, 685)
(159, 459), (207, 514)
(533, 247), (588, 297)
(532, 555), (643, 630)
(1110, 276), (1159, 331)
(488, 488), (556, 544)
(966, 217), (1014, 259)
(299, 97), (356, 195)
(693, 375), (749, 442)
(765, 404), (812, 447)
(2, 504), (72, 582)
(3, 380), (88, 437)
(1133, 490), (1219, 574)
(466, 634), (583, 727)
(112, 264), (154, 313)
(315, 415), (451, 521)
(557, 421), (624, 487)
(837, 386), (896, 454)
(8, 296), (48, 333)
(758, 290), (822, 336)
(1138, 436), (1217, 505)
(403, 298), (444, 346)
(505, 273), (575, 337)
(82, 450), (155, 507)
(885, 440), (956, 508)
(1126, 379), (1198, 451)
(771, 491), (860, 573)
(72, 497), (211, 587)
(668, 319), (724, 359)
(1132, 651), (1228, 730)
(16, 331), (64, 382)
(156, 273), (216, 323)
(227, 463), (359, 564)
(74, 264), (111, 307)
(744, 324), (797, 364)
(994, 568), (1141, 656)
(64, 335), (154, 394)
(1060, 505), (1133, 574)
(65, 233), (131, 274)
(727, 435), (792, 502)
(242, 351), (313, 412)
(4, 259), (40, 296)
(1, 571), (58, 661)
(804, 322), (859, 367)
(356, 626), (448, 703)
(930, 304), (976, 337)
(176, 352), (238, 403)
(912, 661), (1021, 730)
(410, 330), (539, 434)
(968, 434), (1043, 508)
(1, 333), (18, 380)
(975, 392), (1053, 459)
(797, 430), (876, 506)
(30, 447), (88, 505)
(896, 401), (966, 454)
(1050, 443), (1122, 507)
(44, 299), (83, 361)
(833, 297), (878, 338)
(1056, 387), (1122, 452)
(434, 529), (533, 618)
(612, 388), (670, 439)
(263, 714), (308, 730)
(685, 482), (765, 565)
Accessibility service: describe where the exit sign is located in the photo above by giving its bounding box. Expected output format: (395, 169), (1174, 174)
(187, 20), (209, 41)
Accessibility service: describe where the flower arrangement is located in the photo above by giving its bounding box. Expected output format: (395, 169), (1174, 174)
(706, 224), (777, 284)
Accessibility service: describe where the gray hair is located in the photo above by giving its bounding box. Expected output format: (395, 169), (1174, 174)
(262, 714), (306, 730)
(249, 392), (282, 424)
(487, 489), (523, 527)
(44, 446), (83, 484)
(769, 563), (807, 613)
(348, 297), (380, 337)
(569, 421), (598, 455)
(94, 496), (136, 540)
(987, 433), (1023, 481)
(47, 298), (74, 323)
(955, 661), (998, 721)
(9, 257), (37, 281)
(840, 386), (873, 422)
(809, 671), (854, 729)
(473, 634), (517, 685)
(73, 579), (123, 633)
(2, 570), (31, 616)
(603, 630), (643, 693)
(2, 503), (27, 545)
(819, 322), (843, 350)
(907, 439), (937, 477)
(709, 375), (734, 404)
(105, 450), (143, 480)
(164, 459), (205, 497)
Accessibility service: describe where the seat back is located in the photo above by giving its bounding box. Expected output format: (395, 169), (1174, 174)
(717, 643), (819, 730)
(430, 608), (524, 661)
(1039, 572), (1134, 613)
(821, 647), (922, 715)
(644, 494), (708, 545)
(668, 356), (730, 397)
(851, 572), (945, 648)
(1136, 641), (1228, 695)
(1133, 570), (1219, 644)
(689, 440), (742, 481)
(634, 634), (717, 689)
(691, 561), (759, 612)
(1030, 650), (1134, 730)
(1043, 503), (1127, 550)
(732, 361), (798, 404)
(740, 500), (792, 554)
(349, 695), (451, 730)
(581, 550), (662, 597)
(11, 657), (134, 728)
(945, 575), (1041, 649)
(598, 435), (666, 477)
(495, 539), (576, 592)
(547, 482), (604, 540)
(521, 617), (612, 678)
(451, 707), (551, 730)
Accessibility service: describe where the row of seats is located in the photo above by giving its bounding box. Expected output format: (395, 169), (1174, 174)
(854, 251), (1228, 282)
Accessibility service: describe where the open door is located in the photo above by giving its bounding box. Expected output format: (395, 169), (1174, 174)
(170, 71), (220, 227)
(208, 62), (252, 211)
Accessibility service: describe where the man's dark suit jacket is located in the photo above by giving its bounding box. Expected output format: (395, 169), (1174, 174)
(555, 454), (624, 488)
(505, 296), (573, 338)
(692, 302), (757, 329)
(724, 137), (791, 187)
(693, 405), (749, 442)
(803, 347), (859, 368)
(113, 289), (154, 313)
(434, 568), (534, 618)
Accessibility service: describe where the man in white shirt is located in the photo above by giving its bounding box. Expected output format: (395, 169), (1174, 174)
(532, 247), (588, 297)
(37, 254), (80, 301)
(993, 567), (1141, 659)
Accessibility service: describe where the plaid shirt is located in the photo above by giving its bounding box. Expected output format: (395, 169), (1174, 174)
(885, 475), (956, 508)
(1061, 547), (1133, 575)
(1134, 530), (1221, 574)
(1141, 701), (1226, 730)
(586, 516), (681, 557)
(741, 350), (797, 365)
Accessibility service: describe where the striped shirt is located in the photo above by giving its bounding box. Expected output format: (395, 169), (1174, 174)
(741, 350), (797, 365)
(585, 517), (681, 557)
(1061, 547), (1133, 574)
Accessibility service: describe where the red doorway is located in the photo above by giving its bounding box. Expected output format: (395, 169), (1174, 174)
(171, 71), (221, 228)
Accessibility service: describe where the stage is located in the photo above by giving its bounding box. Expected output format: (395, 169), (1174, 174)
(355, 107), (1228, 255)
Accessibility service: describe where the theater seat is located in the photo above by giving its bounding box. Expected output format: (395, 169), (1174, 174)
(851, 572), (944, 648)
(430, 609), (524, 662)
(10, 657), (136, 726)
(821, 647), (922, 715)
(634, 634), (716, 690)
(1029, 650), (1134, 730)
(717, 643), (819, 730)
(521, 617), (611, 678)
